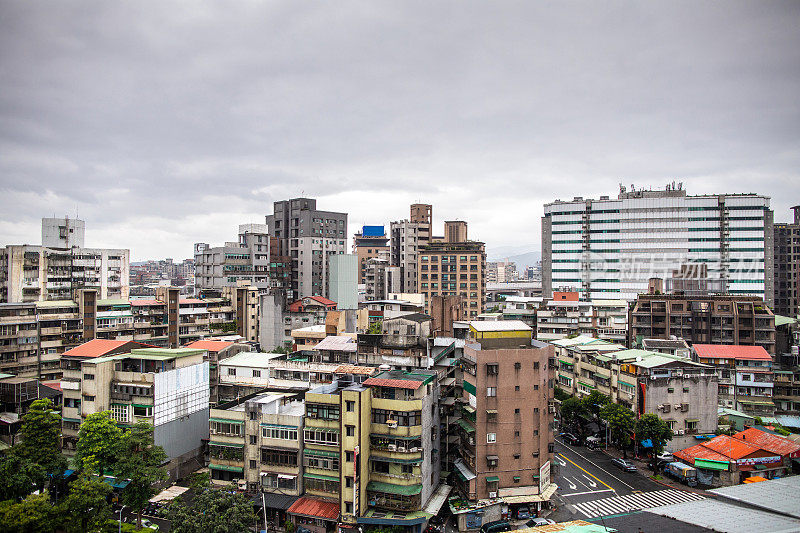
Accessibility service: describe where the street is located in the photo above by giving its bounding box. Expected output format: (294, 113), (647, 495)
(550, 438), (706, 522)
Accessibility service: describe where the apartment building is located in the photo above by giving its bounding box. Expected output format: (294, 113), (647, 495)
(266, 198), (348, 300)
(356, 313), (431, 368)
(296, 368), (441, 531)
(541, 185), (774, 302)
(36, 300), (82, 379)
(184, 339), (251, 405)
(328, 254), (358, 311)
(194, 224), (271, 292)
(391, 204), (432, 294)
(419, 221), (486, 320)
(364, 252), (401, 302)
(451, 321), (555, 528)
(774, 366), (800, 416)
(208, 391), (305, 523)
(694, 344), (775, 418)
(535, 296), (593, 341)
(60, 345), (210, 478)
(0, 303), (40, 378)
(486, 260), (517, 284)
(629, 293), (776, 355)
(199, 284), (262, 343)
(0, 217), (130, 303)
(353, 226), (390, 285)
(774, 206), (800, 318)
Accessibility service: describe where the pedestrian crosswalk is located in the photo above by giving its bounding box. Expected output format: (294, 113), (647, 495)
(571, 489), (706, 518)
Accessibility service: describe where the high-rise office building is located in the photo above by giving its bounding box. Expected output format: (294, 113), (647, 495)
(0, 217), (130, 303)
(352, 226), (389, 284)
(390, 204), (432, 293)
(266, 198), (348, 301)
(774, 206), (800, 318)
(541, 185), (774, 302)
(418, 221), (486, 319)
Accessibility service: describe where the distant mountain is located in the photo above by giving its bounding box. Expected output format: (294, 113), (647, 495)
(486, 250), (541, 270)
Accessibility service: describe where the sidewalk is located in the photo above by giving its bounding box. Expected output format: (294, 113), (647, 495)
(596, 445), (711, 495)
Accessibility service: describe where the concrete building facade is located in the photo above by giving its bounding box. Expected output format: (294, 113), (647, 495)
(353, 226), (389, 285)
(266, 198), (348, 301)
(541, 186), (774, 302)
(194, 224), (271, 291)
(773, 206), (800, 319)
(390, 204), (432, 294)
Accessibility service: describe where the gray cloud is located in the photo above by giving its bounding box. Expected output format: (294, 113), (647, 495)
(1, 1), (798, 260)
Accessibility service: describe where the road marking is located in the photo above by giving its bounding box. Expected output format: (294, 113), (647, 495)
(563, 477), (577, 490)
(556, 444), (637, 491)
(555, 456), (567, 467)
(561, 489), (615, 497)
(581, 474), (597, 488)
(557, 453), (616, 493)
(571, 489), (706, 518)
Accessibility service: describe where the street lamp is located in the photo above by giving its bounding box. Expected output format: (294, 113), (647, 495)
(118, 505), (126, 533)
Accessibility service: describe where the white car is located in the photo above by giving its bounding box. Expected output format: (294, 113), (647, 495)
(657, 452), (674, 462)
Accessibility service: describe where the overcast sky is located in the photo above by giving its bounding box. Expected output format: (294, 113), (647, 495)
(1, 1), (798, 261)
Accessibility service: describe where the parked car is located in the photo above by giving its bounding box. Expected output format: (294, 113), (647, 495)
(584, 436), (603, 449)
(480, 520), (512, 533)
(514, 506), (531, 520)
(611, 458), (637, 472)
(526, 518), (556, 527)
(656, 452), (674, 462)
(140, 519), (160, 531)
(561, 433), (580, 445)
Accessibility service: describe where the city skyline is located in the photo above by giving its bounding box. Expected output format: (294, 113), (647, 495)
(1, 2), (798, 261)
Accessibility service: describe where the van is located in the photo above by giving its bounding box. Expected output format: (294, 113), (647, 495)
(480, 520), (511, 533)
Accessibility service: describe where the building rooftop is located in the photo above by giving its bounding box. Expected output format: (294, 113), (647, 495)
(647, 497), (800, 533)
(709, 475), (800, 520)
(333, 364), (377, 376)
(385, 312), (432, 323)
(641, 338), (690, 350)
(774, 315), (798, 328)
(184, 340), (235, 352)
(468, 320), (532, 332)
(220, 351), (284, 367)
(732, 427), (800, 457)
(130, 299), (164, 306)
(287, 496), (340, 521)
(292, 324), (327, 334)
(363, 369), (437, 390)
(34, 300), (77, 308)
(314, 336), (357, 352)
(97, 299), (131, 307)
(693, 344), (772, 361)
(550, 335), (599, 347)
(62, 339), (138, 359)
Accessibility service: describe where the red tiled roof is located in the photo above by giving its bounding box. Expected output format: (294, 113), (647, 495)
(307, 295), (336, 305)
(693, 344), (771, 361)
(334, 364), (377, 375)
(674, 443), (731, 464)
(362, 377), (423, 390)
(184, 340), (234, 352)
(62, 339), (133, 358)
(287, 497), (339, 521)
(41, 381), (62, 392)
(733, 427), (800, 457)
(702, 434), (762, 459)
(179, 298), (206, 305)
(288, 296), (338, 313)
(130, 299), (164, 306)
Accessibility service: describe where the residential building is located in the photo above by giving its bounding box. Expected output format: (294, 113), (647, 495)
(499, 296), (540, 329)
(390, 204), (432, 294)
(364, 252), (401, 302)
(0, 217), (130, 303)
(641, 338), (692, 358)
(266, 198), (348, 300)
(60, 346), (210, 479)
(419, 221), (486, 319)
(694, 344), (775, 418)
(35, 300), (82, 379)
(486, 260), (517, 284)
(486, 281), (542, 308)
(629, 293), (776, 355)
(591, 299), (628, 344)
(353, 226), (390, 285)
(773, 206), (800, 318)
(0, 373), (43, 447)
(450, 321), (555, 528)
(184, 339), (252, 405)
(0, 303), (40, 378)
(194, 224), (271, 291)
(295, 367), (442, 531)
(535, 294), (593, 341)
(356, 313), (431, 368)
(130, 258), (195, 297)
(208, 391), (305, 523)
(541, 185), (774, 301)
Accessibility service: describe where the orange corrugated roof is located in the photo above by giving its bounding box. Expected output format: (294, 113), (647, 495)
(179, 298), (206, 305)
(130, 299), (164, 306)
(334, 364), (377, 375)
(693, 344), (771, 361)
(184, 340), (234, 352)
(702, 434), (762, 459)
(41, 381), (62, 392)
(287, 497), (339, 521)
(733, 427), (800, 457)
(62, 339), (132, 358)
(674, 443), (731, 463)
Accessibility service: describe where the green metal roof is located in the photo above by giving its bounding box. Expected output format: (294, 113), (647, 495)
(737, 399), (775, 406)
(304, 449), (339, 458)
(695, 458), (729, 471)
(485, 476), (499, 482)
(304, 473), (339, 481)
(775, 315), (798, 327)
(209, 441), (244, 448)
(209, 463), (243, 473)
(577, 381), (596, 389)
(130, 347), (205, 359)
(209, 417), (243, 424)
(456, 419), (475, 433)
(366, 481), (422, 496)
(35, 300), (77, 308)
(97, 299), (131, 307)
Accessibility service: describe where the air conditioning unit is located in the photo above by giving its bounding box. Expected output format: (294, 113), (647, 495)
(488, 492), (497, 499)
(387, 444), (397, 451)
(674, 404), (682, 410)
(650, 376), (657, 381)
(386, 420), (398, 428)
(398, 446), (407, 452)
(657, 404), (664, 411)
(678, 429), (685, 435)
(409, 447), (419, 452)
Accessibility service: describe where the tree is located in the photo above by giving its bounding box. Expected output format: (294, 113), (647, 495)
(0, 455), (45, 502)
(76, 411), (122, 475)
(367, 320), (382, 334)
(554, 386), (571, 403)
(115, 421), (168, 528)
(0, 492), (59, 533)
(581, 390), (611, 419)
(187, 471), (210, 491)
(167, 489), (255, 533)
(600, 403), (635, 456)
(634, 413), (673, 456)
(560, 397), (587, 427)
(61, 474), (113, 533)
(13, 398), (67, 480)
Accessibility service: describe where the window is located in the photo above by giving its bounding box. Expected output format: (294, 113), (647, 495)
(82, 395), (95, 402)
(513, 476), (521, 483)
(346, 451), (354, 462)
(533, 408), (539, 413)
(514, 408), (520, 414)
(250, 435), (257, 445)
(486, 363), (498, 376)
(307, 404), (340, 420)
(514, 453), (520, 459)
(133, 405), (152, 417)
(261, 448), (298, 466)
(487, 433), (496, 443)
(514, 362), (521, 371)
(345, 502), (353, 514)
(534, 429), (539, 436)
(533, 362), (540, 370)
(667, 387), (674, 393)
(83, 374), (94, 381)
(249, 411), (258, 421)
(304, 454), (339, 471)
(212, 421), (243, 436)
(253, 369), (261, 378)
(514, 431), (520, 437)
(227, 368), (236, 376)
(346, 400), (355, 412)
(683, 387), (689, 393)
(534, 384), (539, 390)
(402, 464), (414, 474)
(346, 425), (355, 437)
(487, 387), (496, 397)
(346, 477), (353, 488)
(111, 404), (129, 423)
(262, 426), (298, 441)
(250, 460), (257, 469)
(515, 385), (520, 391)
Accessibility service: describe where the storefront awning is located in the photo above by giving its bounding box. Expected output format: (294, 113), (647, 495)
(695, 459), (729, 471)
(502, 484), (558, 504)
(209, 463), (243, 473)
(454, 461), (476, 482)
(366, 481), (422, 496)
(457, 419), (475, 433)
(486, 476), (500, 482)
